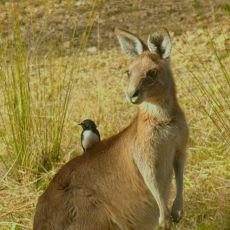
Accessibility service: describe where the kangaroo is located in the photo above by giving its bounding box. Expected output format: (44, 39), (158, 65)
(33, 28), (188, 230)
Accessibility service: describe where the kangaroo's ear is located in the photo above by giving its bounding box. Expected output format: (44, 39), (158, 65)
(147, 29), (172, 59)
(115, 28), (147, 58)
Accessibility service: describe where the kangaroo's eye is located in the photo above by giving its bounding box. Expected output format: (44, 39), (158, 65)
(146, 69), (158, 79)
(126, 70), (131, 79)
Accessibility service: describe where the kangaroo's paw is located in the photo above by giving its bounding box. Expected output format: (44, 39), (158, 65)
(158, 214), (171, 230)
(171, 201), (183, 223)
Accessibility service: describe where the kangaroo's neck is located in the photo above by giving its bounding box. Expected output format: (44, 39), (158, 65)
(130, 96), (178, 151)
(138, 95), (178, 124)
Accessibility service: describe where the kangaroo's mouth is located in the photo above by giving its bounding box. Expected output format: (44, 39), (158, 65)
(130, 95), (139, 103)
(126, 89), (143, 104)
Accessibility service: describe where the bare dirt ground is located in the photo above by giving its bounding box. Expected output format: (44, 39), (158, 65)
(0, 0), (229, 53)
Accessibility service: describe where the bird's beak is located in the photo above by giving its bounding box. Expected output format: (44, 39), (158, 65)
(78, 123), (82, 126)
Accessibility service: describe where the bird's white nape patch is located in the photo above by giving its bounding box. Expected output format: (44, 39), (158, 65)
(82, 130), (100, 150)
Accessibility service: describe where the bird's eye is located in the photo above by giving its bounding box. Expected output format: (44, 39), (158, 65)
(146, 69), (158, 79)
(126, 70), (131, 79)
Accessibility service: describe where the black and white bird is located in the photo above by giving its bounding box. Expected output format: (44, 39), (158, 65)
(79, 119), (100, 152)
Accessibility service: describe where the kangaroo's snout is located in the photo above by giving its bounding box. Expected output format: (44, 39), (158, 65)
(126, 86), (142, 104)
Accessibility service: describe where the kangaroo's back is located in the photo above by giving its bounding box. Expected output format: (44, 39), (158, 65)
(34, 125), (159, 230)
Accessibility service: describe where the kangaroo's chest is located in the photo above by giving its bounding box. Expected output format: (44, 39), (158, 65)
(142, 123), (178, 152)
(133, 122), (178, 180)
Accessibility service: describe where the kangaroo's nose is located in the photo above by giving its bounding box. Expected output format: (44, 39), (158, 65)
(126, 88), (140, 104)
(130, 90), (140, 103)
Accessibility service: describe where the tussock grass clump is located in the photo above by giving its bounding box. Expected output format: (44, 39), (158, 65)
(0, 0), (101, 179)
(0, 28), (72, 178)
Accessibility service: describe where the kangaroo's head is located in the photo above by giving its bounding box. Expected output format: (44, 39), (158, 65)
(115, 28), (174, 105)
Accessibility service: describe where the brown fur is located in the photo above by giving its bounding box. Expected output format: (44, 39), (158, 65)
(33, 28), (188, 230)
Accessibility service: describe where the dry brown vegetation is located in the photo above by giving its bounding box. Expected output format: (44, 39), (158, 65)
(0, 0), (229, 229)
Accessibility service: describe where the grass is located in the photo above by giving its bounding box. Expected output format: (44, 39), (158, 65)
(0, 1), (229, 229)
(0, 0), (102, 179)
(0, 20), (72, 178)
